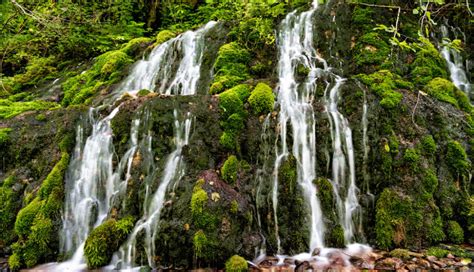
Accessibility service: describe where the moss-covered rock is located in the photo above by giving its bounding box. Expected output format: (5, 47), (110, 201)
(411, 37), (447, 86)
(225, 255), (248, 272)
(424, 78), (471, 112)
(248, 83), (275, 115)
(221, 155), (239, 184)
(156, 30), (176, 45)
(446, 140), (470, 178)
(446, 220), (464, 244)
(84, 217), (134, 269)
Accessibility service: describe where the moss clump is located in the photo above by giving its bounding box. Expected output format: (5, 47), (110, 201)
(314, 178), (336, 222)
(375, 188), (423, 250)
(248, 83), (275, 115)
(230, 200), (238, 214)
(424, 78), (471, 111)
(426, 247), (449, 258)
(8, 253), (21, 270)
(228, 84), (252, 101)
(0, 99), (60, 119)
(193, 230), (209, 259)
(327, 224), (345, 248)
(354, 32), (390, 67)
(121, 37), (152, 56)
(390, 248), (410, 260)
(4, 56), (57, 93)
(35, 113), (46, 121)
(225, 255), (248, 272)
(0, 176), (23, 245)
(219, 131), (237, 150)
(14, 198), (42, 237)
(219, 89), (243, 119)
(84, 217), (134, 269)
(446, 141), (470, 178)
(403, 148), (420, 164)
(446, 221), (464, 244)
(421, 135), (437, 155)
(137, 89), (150, 97)
(0, 127), (12, 145)
(191, 185), (209, 216)
(411, 37), (447, 86)
(422, 169), (438, 194)
(223, 113), (244, 132)
(38, 153), (70, 199)
(155, 30), (176, 45)
(210, 42), (251, 94)
(356, 70), (410, 109)
(221, 155), (239, 184)
(62, 46), (134, 106)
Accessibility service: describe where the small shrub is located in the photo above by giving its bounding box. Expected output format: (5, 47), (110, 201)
(225, 255), (248, 272)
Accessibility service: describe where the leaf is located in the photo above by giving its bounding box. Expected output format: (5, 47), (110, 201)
(412, 8), (419, 15)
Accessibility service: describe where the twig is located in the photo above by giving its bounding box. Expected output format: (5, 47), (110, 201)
(411, 91), (421, 129)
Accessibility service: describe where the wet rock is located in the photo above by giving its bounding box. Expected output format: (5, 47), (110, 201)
(447, 253), (455, 259)
(433, 260), (446, 268)
(426, 255), (437, 262)
(375, 257), (403, 270)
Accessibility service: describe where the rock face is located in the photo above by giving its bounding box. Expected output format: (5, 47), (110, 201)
(0, 0), (472, 270)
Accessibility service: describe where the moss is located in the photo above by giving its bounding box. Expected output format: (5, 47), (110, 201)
(230, 200), (238, 214)
(421, 135), (437, 155)
(422, 169), (438, 194)
(7, 56), (57, 93)
(14, 198), (41, 237)
(327, 224), (345, 248)
(248, 83), (275, 115)
(446, 140), (470, 177)
(0, 99), (60, 119)
(411, 37), (447, 86)
(0, 127), (12, 145)
(38, 152), (70, 199)
(228, 84), (252, 101)
(388, 135), (399, 155)
(156, 30), (176, 45)
(223, 113), (244, 132)
(122, 37), (152, 55)
(446, 220), (464, 244)
(193, 230), (209, 259)
(354, 32), (390, 67)
(219, 131), (237, 150)
(403, 148), (420, 164)
(427, 208), (445, 244)
(35, 113), (46, 121)
(426, 247), (449, 258)
(356, 70), (409, 109)
(84, 217), (134, 269)
(219, 89), (243, 119)
(425, 78), (460, 108)
(225, 255), (248, 272)
(314, 178), (335, 222)
(0, 176), (23, 246)
(390, 248), (410, 260)
(191, 185), (208, 216)
(221, 155), (239, 184)
(137, 89), (150, 96)
(8, 253), (21, 270)
(29, 215), (53, 252)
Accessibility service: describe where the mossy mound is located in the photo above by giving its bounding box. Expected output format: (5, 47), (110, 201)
(155, 30), (176, 45)
(225, 255), (248, 272)
(221, 155), (239, 184)
(248, 83), (275, 115)
(425, 78), (472, 112)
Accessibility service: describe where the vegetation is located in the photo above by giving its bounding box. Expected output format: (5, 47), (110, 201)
(225, 255), (248, 272)
(248, 83), (275, 115)
(221, 155), (239, 184)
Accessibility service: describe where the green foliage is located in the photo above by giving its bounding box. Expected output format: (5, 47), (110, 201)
(248, 83), (275, 115)
(223, 113), (245, 132)
(228, 84), (252, 102)
(0, 99), (60, 119)
(193, 230), (209, 259)
(390, 248), (410, 260)
(314, 178), (336, 222)
(426, 247), (449, 258)
(14, 198), (41, 237)
(84, 217), (134, 269)
(327, 224), (345, 248)
(422, 169), (438, 194)
(354, 32), (389, 67)
(38, 153), (70, 199)
(8, 253), (21, 270)
(225, 255), (248, 272)
(446, 220), (464, 244)
(411, 37), (447, 86)
(446, 141), (470, 178)
(425, 78), (471, 112)
(211, 42), (251, 94)
(219, 131), (237, 150)
(421, 135), (437, 155)
(356, 70), (411, 109)
(35, 113), (46, 122)
(230, 200), (239, 214)
(191, 185), (209, 216)
(219, 89), (244, 118)
(404, 148), (420, 164)
(0, 127), (12, 145)
(156, 30), (176, 45)
(0, 176), (23, 245)
(4, 57), (57, 94)
(221, 155), (239, 184)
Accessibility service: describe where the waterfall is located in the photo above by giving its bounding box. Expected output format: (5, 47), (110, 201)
(50, 21), (217, 270)
(324, 77), (361, 243)
(274, 0), (363, 252)
(273, 0), (325, 252)
(440, 25), (472, 101)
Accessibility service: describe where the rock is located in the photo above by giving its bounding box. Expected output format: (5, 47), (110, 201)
(454, 262), (465, 267)
(426, 256), (437, 262)
(447, 253), (455, 259)
(416, 259), (431, 268)
(312, 247), (321, 256)
(432, 264), (440, 270)
(375, 257), (403, 270)
(406, 263), (418, 271)
(433, 260), (446, 268)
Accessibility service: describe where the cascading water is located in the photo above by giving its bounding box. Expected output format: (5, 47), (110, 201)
(109, 21), (217, 269)
(439, 25), (472, 101)
(46, 21), (217, 271)
(273, 0), (363, 252)
(273, 0), (325, 252)
(324, 77), (361, 243)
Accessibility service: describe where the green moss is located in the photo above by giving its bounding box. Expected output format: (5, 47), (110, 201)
(390, 248), (410, 260)
(354, 32), (390, 67)
(29, 215), (53, 252)
(425, 78), (459, 108)
(35, 113), (46, 121)
(7, 56), (57, 93)
(0, 176), (23, 246)
(0, 127), (12, 145)
(8, 253), (21, 270)
(223, 113), (244, 132)
(422, 169), (438, 194)
(314, 178), (335, 222)
(219, 131), (237, 150)
(446, 220), (464, 244)
(84, 217), (134, 269)
(388, 135), (399, 155)
(219, 89), (243, 118)
(426, 247), (449, 258)
(122, 37), (152, 55)
(427, 208), (445, 244)
(228, 84), (252, 101)
(327, 224), (345, 248)
(221, 155), (239, 184)
(14, 198), (41, 237)
(411, 37), (447, 86)
(0, 99), (60, 119)
(421, 135), (437, 155)
(38, 152), (70, 199)
(404, 148), (420, 164)
(230, 200), (238, 214)
(137, 89), (150, 96)
(446, 140), (470, 177)
(225, 255), (248, 272)
(193, 230), (209, 259)
(356, 70), (409, 109)
(156, 30), (176, 45)
(191, 185), (208, 216)
(380, 91), (403, 109)
(248, 83), (275, 115)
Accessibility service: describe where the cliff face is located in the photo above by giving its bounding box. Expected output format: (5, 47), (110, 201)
(0, 0), (472, 270)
